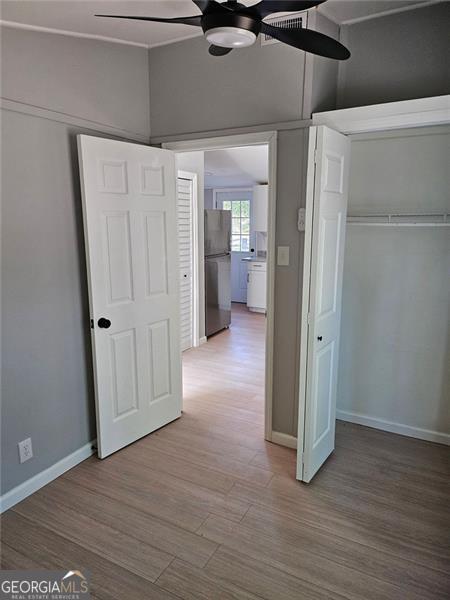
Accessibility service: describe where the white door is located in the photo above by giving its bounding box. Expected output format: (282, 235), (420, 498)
(297, 126), (350, 482)
(78, 135), (182, 458)
(177, 174), (194, 351)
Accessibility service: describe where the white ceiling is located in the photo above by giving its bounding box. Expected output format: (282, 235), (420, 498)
(204, 145), (269, 189)
(0, 1), (432, 48)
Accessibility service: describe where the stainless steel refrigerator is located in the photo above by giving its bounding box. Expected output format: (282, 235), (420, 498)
(204, 209), (231, 337)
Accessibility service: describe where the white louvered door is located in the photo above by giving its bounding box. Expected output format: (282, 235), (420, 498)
(177, 176), (194, 351)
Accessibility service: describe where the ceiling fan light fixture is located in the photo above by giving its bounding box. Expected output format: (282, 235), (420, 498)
(206, 26), (257, 48)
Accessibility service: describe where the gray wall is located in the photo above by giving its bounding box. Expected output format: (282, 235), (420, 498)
(1, 27), (150, 138)
(338, 126), (450, 437)
(204, 189), (214, 210)
(1, 27), (151, 494)
(272, 129), (308, 435)
(338, 3), (450, 109)
(149, 35), (307, 138)
(308, 12), (339, 115)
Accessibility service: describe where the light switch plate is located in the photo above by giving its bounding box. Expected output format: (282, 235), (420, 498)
(277, 246), (290, 266)
(298, 208), (306, 232)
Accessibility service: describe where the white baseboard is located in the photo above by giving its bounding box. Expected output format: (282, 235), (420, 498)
(337, 410), (450, 446)
(199, 336), (207, 345)
(271, 431), (297, 449)
(0, 440), (96, 513)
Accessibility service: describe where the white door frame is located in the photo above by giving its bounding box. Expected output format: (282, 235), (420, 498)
(297, 94), (450, 466)
(164, 131), (277, 442)
(178, 169), (200, 348)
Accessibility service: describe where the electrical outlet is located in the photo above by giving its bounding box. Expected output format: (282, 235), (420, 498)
(18, 438), (33, 463)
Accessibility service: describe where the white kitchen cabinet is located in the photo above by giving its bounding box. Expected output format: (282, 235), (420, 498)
(247, 261), (267, 313)
(253, 184), (268, 232)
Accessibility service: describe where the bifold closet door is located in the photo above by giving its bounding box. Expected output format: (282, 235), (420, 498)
(297, 126), (351, 482)
(78, 135), (182, 458)
(177, 176), (194, 351)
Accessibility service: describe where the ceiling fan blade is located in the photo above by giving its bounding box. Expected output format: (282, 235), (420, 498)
(249, 1), (325, 18)
(191, 0), (233, 14)
(95, 14), (202, 27)
(191, 0), (209, 11)
(209, 45), (234, 56)
(261, 22), (350, 60)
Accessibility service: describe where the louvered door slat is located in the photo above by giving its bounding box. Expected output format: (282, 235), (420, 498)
(177, 176), (194, 352)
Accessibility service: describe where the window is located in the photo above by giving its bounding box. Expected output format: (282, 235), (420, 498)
(222, 200), (250, 252)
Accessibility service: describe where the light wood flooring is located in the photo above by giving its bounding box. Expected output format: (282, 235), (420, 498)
(2, 303), (449, 599)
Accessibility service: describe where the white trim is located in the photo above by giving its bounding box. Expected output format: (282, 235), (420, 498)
(147, 31), (203, 50)
(2, 1), (442, 53)
(1, 98), (149, 143)
(163, 132), (276, 153)
(0, 19), (149, 48)
(337, 411), (450, 446)
(338, 0), (445, 26)
(163, 131), (277, 443)
(178, 170), (200, 349)
(199, 336), (207, 346)
(151, 120), (311, 145)
(0, 18), (204, 50)
(0, 441), (96, 513)
(271, 431), (297, 449)
(312, 95), (450, 135)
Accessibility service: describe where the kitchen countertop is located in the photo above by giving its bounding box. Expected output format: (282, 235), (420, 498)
(241, 257), (267, 262)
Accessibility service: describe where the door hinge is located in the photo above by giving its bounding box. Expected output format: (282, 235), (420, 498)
(90, 319), (94, 329)
(314, 149), (318, 164)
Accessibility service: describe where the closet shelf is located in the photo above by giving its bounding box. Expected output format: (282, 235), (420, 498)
(346, 212), (449, 227)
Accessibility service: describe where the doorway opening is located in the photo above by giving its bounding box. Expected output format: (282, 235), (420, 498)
(165, 132), (277, 441)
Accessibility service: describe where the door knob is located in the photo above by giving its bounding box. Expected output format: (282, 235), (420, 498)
(317, 335), (323, 341)
(98, 318), (111, 329)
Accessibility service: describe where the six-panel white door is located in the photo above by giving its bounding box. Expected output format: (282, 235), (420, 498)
(78, 135), (182, 458)
(297, 126), (350, 482)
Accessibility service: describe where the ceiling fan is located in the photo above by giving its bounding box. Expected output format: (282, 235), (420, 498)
(96, 0), (350, 59)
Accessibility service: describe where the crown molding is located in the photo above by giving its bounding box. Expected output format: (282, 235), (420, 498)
(338, 0), (445, 26)
(0, 19), (149, 47)
(1, 0), (445, 52)
(0, 18), (204, 50)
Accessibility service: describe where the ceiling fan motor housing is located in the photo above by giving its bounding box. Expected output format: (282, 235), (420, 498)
(202, 13), (261, 48)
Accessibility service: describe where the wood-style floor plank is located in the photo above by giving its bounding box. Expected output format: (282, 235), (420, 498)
(197, 515), (430, 600)
(156, 558), (261, 600)
(18, 477), (217, 569)
(63, 451), (250, 524)
(12, 489), (175, 580)
(2, 303), (449, 600)
(1, 512), (178, 600)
